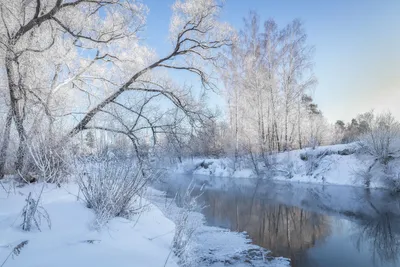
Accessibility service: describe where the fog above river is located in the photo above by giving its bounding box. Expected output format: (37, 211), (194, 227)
(158, 175), (400, 267)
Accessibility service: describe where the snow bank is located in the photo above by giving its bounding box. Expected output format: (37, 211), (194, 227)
(148, 188), (290, 267)
(0, 182), (178, 267)
(173, 158), (256, 178)
(170, 143), (392, 189)
(0, 181), (289, 267)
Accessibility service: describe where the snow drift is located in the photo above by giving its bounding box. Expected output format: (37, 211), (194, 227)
(170, 143), (400, 190)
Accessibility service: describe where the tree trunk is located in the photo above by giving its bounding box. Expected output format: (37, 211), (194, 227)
(274, 121), (281, 152)
(284, 100), (289, 151)
(297, 101), (302, 149)
(234, 86), (239, 170)
(6, 49), (27, 173)
(0, 109), (13, 179)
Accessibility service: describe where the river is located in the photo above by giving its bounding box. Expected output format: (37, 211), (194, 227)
(155, 174), (400, 267)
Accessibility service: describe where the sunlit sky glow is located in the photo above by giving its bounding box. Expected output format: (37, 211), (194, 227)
(144, 0), (400, 123)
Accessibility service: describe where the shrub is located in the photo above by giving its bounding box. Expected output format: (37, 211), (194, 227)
(20, 190), (51, 232)
(354, 112), (400, 191)
(358, 112), (400, 164)
(353, 164), (375, 189)
(77, 159), (150, 227)
(24, 135), (69, 185)
(172, 182), (204, 266)
(302, 150), (330, 175)
(381, 163), (400, 193)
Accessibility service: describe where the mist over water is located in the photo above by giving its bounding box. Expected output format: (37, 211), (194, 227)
(157, 175), (400, 267)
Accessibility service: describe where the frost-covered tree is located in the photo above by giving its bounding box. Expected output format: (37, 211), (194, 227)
(359, 112), (400, 163)
(354, 112), (400, 191)
(280, 19), (317, 151)
(190, 118), (225, 157)
(0, 0), (232, 177)
(221, 12), (318, 157)
(0, 0), (148, 176)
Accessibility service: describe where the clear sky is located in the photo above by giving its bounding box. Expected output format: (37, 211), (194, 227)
(143, 0), (400, 123)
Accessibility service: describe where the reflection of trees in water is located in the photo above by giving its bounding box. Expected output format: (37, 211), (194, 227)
(353, 209), (400, 266)
(251, 202), (330, 260)
(169, 179), (400, 267)
(199, 188), (331, 265)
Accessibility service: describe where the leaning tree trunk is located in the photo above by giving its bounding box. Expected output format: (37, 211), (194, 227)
(6, 49), (27, 174)
(0, 108), (13, 179)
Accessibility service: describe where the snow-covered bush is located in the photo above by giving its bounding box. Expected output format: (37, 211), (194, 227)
(271, 153), (298, 179)
(355, 112), (400, 190)
(300, 149), (332, 176)
(77, 159), (149, 227)
(305, 153), (320, 176)
(381, 163), (400, 192)
(173, 183), (204, 265)
(24, 135), (69, 185)
(353, 163), (375, 188)
(20, 191), (51, 232)
(358, 112), (400, 164)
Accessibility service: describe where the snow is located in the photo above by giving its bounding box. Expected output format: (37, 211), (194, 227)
(0, 180), (289, 267)
(170, 143), (392, 189)
(0, 182), (178, 267)
(148, 188), (290, 267)
(175, 158), (257, 178)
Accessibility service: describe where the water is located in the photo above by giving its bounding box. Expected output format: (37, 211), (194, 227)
(155, 175), (400, 267)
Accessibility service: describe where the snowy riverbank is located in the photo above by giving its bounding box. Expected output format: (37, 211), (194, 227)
(0, 181), (289, 267)
(0, 182), (179, 267)
(148, 188), (290, 267)
(170, 143), (397, 189)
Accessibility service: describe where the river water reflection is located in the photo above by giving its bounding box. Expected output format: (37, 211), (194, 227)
(157, 175), (400, 267)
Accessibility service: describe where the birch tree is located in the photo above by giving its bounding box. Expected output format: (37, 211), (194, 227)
(221, 12), (319, 157)
(279, 19), (316, 150)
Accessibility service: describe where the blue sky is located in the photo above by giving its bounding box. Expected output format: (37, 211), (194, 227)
(143, 0), (400, 123)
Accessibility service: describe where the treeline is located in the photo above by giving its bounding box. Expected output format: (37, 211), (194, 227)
(1, 1), (397, 179)
(67, 13), (399, 167)
(156, 13), (400, 163)
(156, 13), (330, 162)
(221, 13), (328, 157)
(334, 111), (380, 144)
